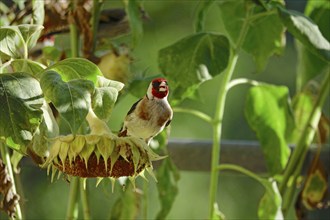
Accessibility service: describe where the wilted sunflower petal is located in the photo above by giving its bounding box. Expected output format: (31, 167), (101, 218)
(59, 142), (69, 170)
(118, 138), (130, 162)
(44, 139), (61, 166)
(59, 134), (75, 142)
(97, 137), (114, 171)
(85, 135), (101, 145)
(79, 143), (95, 169)
(130, 144), (140, 173)
(68, 136), (86, 160)
(95, 177), (103, 187)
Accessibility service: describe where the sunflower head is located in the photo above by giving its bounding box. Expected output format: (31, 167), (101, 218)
(44, 133), (165, 183)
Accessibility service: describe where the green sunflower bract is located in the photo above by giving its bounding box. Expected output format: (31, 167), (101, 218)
(43, 133), (166, 183)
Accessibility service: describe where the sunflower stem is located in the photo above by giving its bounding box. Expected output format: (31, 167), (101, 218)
(91, 0), (104, 54)
(208, 5), (252, 217)
(208, 53), (239, 218)
(280, 71), (330, 216)
(173, 107), (213, 124)
(66, 177), (80, 220)
(80, 179), (91, 220)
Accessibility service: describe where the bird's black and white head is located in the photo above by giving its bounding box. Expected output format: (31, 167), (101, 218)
(147, 78), (169, 99)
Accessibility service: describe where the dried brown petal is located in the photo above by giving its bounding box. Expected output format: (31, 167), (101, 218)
(0, 159), (20, 218)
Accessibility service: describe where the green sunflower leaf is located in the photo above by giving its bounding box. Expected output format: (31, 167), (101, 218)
(92, 76), (124, 121)
(40, 70), (95, 134)
(45, 58), (102, 84)
(0, 26), (24, 58)
(11, 59), (46, 78)
(258, 180), (283, 219)
(245, 84), (294, 175)
(159, 32), (230, 103)
(0, 72), (44, 151)
(218, 0), (285, 71)
(296, 0), (330, 90)
(277, 6), (330, 62)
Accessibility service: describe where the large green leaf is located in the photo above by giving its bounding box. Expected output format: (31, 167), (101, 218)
(40, 71), (95, 134)
(158, 32), (230, 102)
(11, 59), (46, 77)
(258, 179), (283, 219)
(296, 1), (330, 91)
(17, 24), (43, 50)
(155, 157), (180, 219)
(0, 72), (44, 151)
(245, 84), (293, 175)
(0, 26), (24, 58)
(30, 101), (59, 158)
(218, 0), (285, 71)
(92, 76), (124, 121)
(194, 0), (215, 32)
(45, 58), (102, 84)
(277, 6), (330, 62)
(0, 24), (43, 59)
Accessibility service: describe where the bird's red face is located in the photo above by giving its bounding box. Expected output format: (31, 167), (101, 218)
(151, 78), (169, 99)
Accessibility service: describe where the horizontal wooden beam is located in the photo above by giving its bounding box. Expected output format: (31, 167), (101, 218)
(163, 139), (330, 174)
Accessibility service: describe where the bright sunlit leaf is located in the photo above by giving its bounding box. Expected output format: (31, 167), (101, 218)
(92, 76), (124, 121)
(245, 84), (294, 175)
(40, 71), (95, 134)
(45, 58), (102, 84)
(11, 59), (46, 77)
(296, 1), (330, 91)
(277, 6), (330, 62)
(17, 24), (43, 50)
(0, 72), (44, 151)
(258, 180), (283, 219)
(0, 26), (24, 58)
(0, 24), (43, 59)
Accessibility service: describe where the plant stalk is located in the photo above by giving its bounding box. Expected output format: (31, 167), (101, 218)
(208, 53), (239, 218)
(91, 0), (104, 54)
(66, 177), (80, 220)
(207, 5), (252, 217)
(217, 164), (264, 185)
(173, 107), (213, 124)
(0, 144), (23, 220)
(280, 72), (330, 214)
(65, 2), (81, 219)
(69, 0), (79, 58)
(80, 179), (91, 220)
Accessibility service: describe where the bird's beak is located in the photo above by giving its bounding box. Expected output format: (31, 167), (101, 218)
(159, 81), (167, 92)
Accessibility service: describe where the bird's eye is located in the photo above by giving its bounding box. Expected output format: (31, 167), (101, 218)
(152, 81), (161, 88)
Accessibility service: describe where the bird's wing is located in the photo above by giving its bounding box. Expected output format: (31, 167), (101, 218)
(165, 119), (172, 127)
(126, 98), (142, 116)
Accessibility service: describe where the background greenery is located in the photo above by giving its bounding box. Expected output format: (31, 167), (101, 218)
(1, 0), (329, 219)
